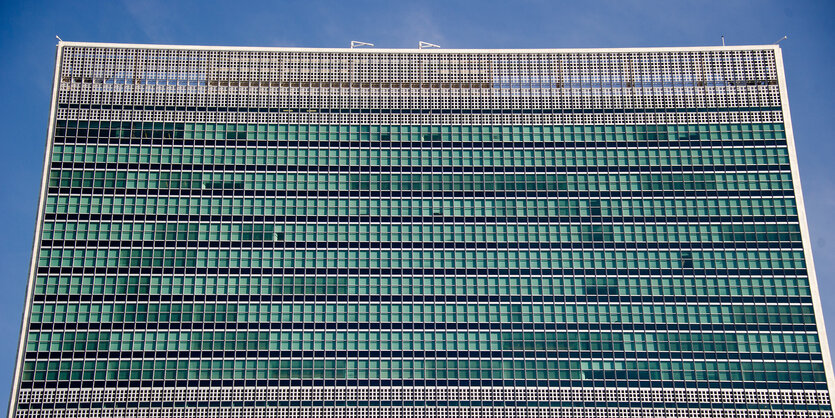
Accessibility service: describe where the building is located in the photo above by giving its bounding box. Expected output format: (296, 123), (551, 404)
(8, 41), (835, 417)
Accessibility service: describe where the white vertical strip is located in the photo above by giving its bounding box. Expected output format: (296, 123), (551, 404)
(5, 41), (65, 418)
(773, 45), (835, 408)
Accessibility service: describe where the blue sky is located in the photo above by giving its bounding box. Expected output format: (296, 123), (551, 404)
(1, 0), (834, 400)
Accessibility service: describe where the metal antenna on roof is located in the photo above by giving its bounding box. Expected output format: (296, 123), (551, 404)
(350, 41), (374, 48)
(419, 41), (440, 49)
(721, 35), (725, 47)
(774, 35), (787, 45)
(56, 35), (63, 42)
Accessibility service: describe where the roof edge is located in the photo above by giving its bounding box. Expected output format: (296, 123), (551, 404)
(55, 40), (780, 53)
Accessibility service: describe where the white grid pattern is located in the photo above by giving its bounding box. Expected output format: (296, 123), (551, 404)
(16, 387), (833, 406)
(55, 46), (782, 126)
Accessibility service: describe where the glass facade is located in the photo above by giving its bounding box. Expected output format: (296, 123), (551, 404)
(8, 42), (834, 417)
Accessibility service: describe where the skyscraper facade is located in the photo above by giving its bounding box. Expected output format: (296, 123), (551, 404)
(8, 41), (834, 417)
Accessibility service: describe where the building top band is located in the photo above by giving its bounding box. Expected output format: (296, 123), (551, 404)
(54, 42), (784, 125)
